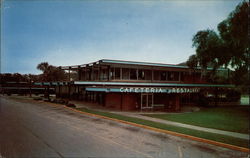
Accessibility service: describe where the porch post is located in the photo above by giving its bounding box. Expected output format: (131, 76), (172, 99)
(120, 68), (122, 80)
(58, 84), (61, 98)
(68, 67), (71, 81)
(151, 69), (154, 82)
(84, 67), (87, 80)
(98, 65), (101, 80)
(108, 66), (111, 81)
(136, 69), (138, 80)
(68, 82), (71, 100)
(78, 66), (81, 80)
(120, 93), (123, 111)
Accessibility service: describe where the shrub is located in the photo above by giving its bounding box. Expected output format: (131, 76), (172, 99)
(226, 90), (241, 102)
(66, 103), (76, 108)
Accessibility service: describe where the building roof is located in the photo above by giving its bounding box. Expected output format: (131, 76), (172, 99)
(60, 59), (227, 71)
(100, 59), (188, 69)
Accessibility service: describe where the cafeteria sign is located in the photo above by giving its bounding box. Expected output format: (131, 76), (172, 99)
(120, 87), (199, 93)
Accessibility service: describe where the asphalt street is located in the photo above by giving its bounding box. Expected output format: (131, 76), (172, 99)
(0, 96), (248, 158)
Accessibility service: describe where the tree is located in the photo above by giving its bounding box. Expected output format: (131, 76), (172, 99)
(217, 1), (248, 70)
(186, 54), (198, 69)
(37, 62), (67, 81)
(0, 73), (39, 83)
(37, 62), (50, 72)
(189, 1), (249, 87)
(186, 54), (199, 82)
(192, 29), (223, 69)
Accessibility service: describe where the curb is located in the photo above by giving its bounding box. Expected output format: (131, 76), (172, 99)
(62, 106), (249, 153)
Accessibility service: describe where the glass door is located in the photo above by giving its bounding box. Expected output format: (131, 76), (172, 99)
(148, 94), (153, 108)
(141, 94), (147, 108)
(141, 93), (153, 109)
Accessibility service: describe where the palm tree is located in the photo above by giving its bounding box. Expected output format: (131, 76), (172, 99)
(37, 62), (51, 81)
(37, 62), (67, 81)
(37, 62), (49, 72)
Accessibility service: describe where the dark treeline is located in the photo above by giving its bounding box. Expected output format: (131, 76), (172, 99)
(0, 73), (41, 83)
(1, 62), (68, 83)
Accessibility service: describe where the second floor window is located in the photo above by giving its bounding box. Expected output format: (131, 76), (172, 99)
(111, 68), (121, 80)
(138, 70), (145, 80)
(167, 71), (179, 81)
(160, 71), (167, 81)
(122, 68), (130, 80)
(115, 68), (120, 79)
(130, 69), (137, 80)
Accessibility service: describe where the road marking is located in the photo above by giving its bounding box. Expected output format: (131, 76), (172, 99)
(72, 126), (154, 158)
(178, 146), (183, 158)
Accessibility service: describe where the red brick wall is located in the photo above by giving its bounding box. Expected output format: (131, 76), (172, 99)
(122, 94), (139, 111)
(105, 93), (139, 111)
(105, 93), (121, 110)
(174, 95), (180, 111)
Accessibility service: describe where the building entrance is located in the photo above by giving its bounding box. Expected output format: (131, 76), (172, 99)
(141, 93), (154, 109)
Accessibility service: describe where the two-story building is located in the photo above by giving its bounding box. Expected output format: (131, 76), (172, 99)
(50, 59), (233, 111)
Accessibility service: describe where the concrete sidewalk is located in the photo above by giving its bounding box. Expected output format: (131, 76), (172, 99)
(70, 100), (249, 140)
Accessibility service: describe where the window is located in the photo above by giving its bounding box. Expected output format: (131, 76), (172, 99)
(167, 71), (174, 81)
(160, 71), (167, 81)
(110, 68), (121, 80)
(93, 70), (98, 80)
(173, 72), (179, 81)
(153, 71), (160, 80)
(122, 68), (130, 80)
(130, 69), (137, 80)
(101, 69), (108, 80)
(180, 72), (184, 81)
(81, 71), (86, 80)
(167, 71), (179, 81)
(114, 68), (120, 80)
(110, 71), (113, 79)
(144, 70), (152, 80)
(138, 70), (145, 80)
(86, 70), (91, 80)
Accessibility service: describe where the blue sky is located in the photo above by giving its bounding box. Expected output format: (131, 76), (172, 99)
(2, 0), (242, 74)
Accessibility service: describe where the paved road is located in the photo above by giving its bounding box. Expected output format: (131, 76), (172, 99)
(0, 96), (248, 158)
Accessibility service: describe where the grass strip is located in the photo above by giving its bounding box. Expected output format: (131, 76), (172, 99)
(77, 108), (249, 148)
(143, 106), (250, 134)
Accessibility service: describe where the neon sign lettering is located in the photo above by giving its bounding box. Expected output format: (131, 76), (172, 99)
(120, 87), (199, 93)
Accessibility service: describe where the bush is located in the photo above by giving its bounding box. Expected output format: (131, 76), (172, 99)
(197, 96), (209, 107)
(33, 97), (42, 100)
(226, 90), (241, 102)
(66, 103), (76, 108)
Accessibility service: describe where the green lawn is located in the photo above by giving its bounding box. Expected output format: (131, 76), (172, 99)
(77, 107), (249, 148)
(144, 106), (250, 134)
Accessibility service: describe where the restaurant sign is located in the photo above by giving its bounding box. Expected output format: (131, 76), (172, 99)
(120, 87), (199, 93)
